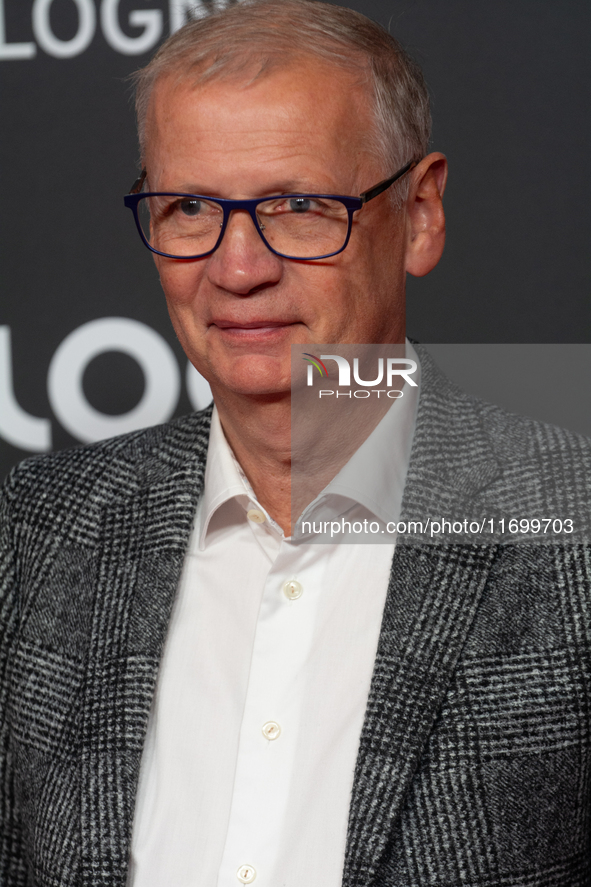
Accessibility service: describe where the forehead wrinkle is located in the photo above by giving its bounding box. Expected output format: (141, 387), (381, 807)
(157, 119), (370, 171)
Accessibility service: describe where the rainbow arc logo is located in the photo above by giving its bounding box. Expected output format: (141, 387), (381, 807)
(302, 353), (329, 377)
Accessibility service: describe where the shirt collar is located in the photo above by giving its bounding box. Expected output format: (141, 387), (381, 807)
(197, 408), (255, 549)
(199, 340), (420, 547)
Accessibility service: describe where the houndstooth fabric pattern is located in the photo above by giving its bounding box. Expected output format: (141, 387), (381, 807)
(2, 345), (591, 886)
(343, 347), (591, 886)
(1, 413), (211, 887)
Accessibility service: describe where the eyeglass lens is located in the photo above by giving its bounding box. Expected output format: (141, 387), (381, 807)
(137, 194), (351, 259)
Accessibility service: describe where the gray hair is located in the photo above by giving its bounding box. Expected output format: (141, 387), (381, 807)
(133, 0), (431, 203)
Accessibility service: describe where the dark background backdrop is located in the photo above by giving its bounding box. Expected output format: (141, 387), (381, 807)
(2, 0), (590, 479)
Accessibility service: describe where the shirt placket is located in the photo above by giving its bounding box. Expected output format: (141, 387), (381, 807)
(216, 537), (323, 887)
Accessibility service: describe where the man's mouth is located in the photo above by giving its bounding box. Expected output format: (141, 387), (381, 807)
(211, 319), (299, 340)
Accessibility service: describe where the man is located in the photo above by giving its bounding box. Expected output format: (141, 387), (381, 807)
(1, 2), (590, 886)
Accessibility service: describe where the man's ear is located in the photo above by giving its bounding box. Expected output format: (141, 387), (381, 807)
(404, 152), (448, 278)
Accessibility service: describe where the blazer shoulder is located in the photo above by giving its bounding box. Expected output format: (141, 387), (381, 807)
(476, 396), (591, 517)
(409, 344), (591, 527)
(1, 407), (212, 541)
(476, 394), (591, 469)
(415, 342), (591, 472)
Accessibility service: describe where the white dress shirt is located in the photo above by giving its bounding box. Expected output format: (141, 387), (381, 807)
(128, 346), (420, 887)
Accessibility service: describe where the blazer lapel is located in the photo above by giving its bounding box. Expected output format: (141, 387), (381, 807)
(343, 347), (502, 887)
(79, 410), (211, 887)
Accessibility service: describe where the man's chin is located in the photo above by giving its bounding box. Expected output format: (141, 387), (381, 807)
(207, 358), (292, 402)
(213, 379), (291, 401)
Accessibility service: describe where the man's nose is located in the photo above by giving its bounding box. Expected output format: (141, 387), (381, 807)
(205, 209), (283, 295)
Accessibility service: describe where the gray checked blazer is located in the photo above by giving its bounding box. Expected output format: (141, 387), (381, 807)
(2, 345), (591, 887)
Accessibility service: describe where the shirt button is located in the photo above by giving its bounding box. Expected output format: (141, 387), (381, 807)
(237, 864), (256, 883)
(247, 508), (266, 524)
(262, 721), (281, 740)
(283, 579), (303, 600)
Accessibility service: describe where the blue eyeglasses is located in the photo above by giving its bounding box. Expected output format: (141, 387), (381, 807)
(124, 160), (417, 261)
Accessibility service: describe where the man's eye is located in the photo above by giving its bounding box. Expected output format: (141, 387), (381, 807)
(179, 198), (202, 217)
(289, 198), (312, 213)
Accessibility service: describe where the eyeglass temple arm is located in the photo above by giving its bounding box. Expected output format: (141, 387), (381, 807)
(359, 160), (418, 205)
(129, 169), (147, 194)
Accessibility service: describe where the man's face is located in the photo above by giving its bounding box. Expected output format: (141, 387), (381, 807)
(145, 59), (408, 401)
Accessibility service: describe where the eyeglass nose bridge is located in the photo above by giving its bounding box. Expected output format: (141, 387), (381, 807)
(213, 199), (274, 257)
